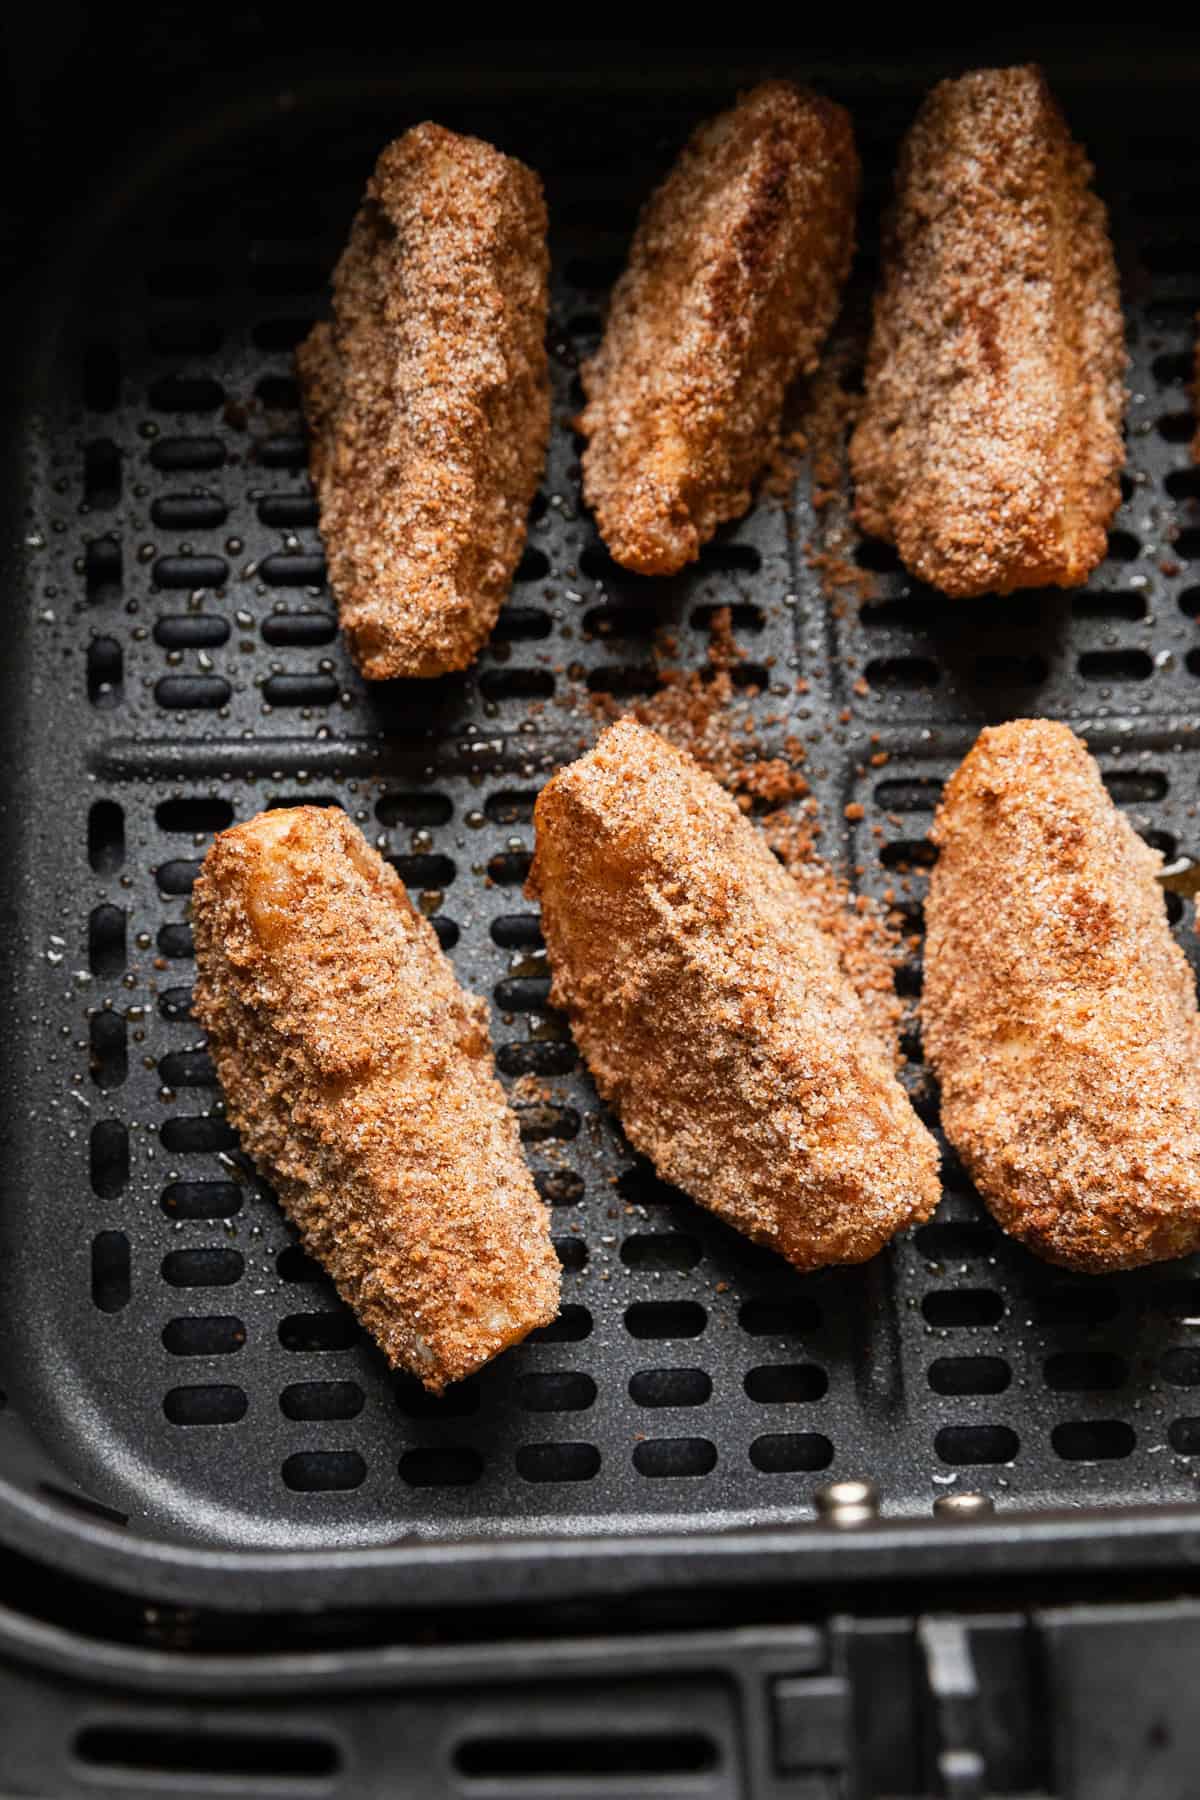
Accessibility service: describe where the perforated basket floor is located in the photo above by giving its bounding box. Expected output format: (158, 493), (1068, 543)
(6, 69), (1200, 1562)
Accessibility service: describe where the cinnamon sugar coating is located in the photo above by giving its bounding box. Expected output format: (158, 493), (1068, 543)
(529, 720), (940, 1271)
(192, 807), (559, 1391)
(298, 124), (550, 679)
(579, 81), (858, 575)
(850, 65), (1126, 598)
(924, 720), (1200, 1272)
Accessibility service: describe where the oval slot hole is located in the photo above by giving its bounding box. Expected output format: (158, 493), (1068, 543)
(935, 1425), (1019, 1465)
(517, 1372), (596, 1413)
(625, 1302), (706, 1341)
(89, 1012), (127, 1089)
(91, 1231), (130, 1312)
(164, 1384), (247, 1426)
(162, 1316), (246, 1356)
(928, 1356), (1011, 1397)
(515, 1442), (600, 1482)
(922, 1290), (1004, 1328)
(278, 1312), (359, 1352)
(744, 1363), (828, 1404)
(633, 1437), (716, 1478)
(89, 1121), (129, 1198)
(398, 1447), (482, 1487)
(629, 1368), (712, 1408)
(1051, 1420), (1135, 1461)
(281, 1450), (366, 1491)
(280, 1381), (365, 1422)
(749, 1432), (833, 1473)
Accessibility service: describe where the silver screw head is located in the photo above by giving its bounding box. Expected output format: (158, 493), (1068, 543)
(933, 1491), (995, 1520)
(815, 1478), (880, 1525)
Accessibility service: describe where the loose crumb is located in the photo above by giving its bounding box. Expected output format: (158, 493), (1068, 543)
(796, 327), (878, 604)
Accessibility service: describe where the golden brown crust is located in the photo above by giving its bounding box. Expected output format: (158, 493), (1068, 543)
(297, 123), (550, 679)
(850, 65), (1127, 598)
(924, 720), (1200, 1272)
(579, 81), (858, 576)
(192, 807), (559, 1391)
(528, 719), (940, 1270)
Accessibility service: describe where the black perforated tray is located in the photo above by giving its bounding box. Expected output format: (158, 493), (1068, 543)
(5, 45), (1200, 1615)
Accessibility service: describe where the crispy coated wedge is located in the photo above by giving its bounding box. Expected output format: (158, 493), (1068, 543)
(924, 720), (1200, 1270)
(192, 806), (560, 1390)
(298, 123), (550, 678)
(579, 81), (858, 575)
(529, 719), (940, 1270)
(851, 65), (1126, 597)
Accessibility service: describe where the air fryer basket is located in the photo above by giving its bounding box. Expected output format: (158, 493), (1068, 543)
(5, 42), (1200, 1615)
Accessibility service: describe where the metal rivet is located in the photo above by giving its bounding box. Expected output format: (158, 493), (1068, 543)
(815, 1478), (879, 1525)
(933, 1491), (995, 1520)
